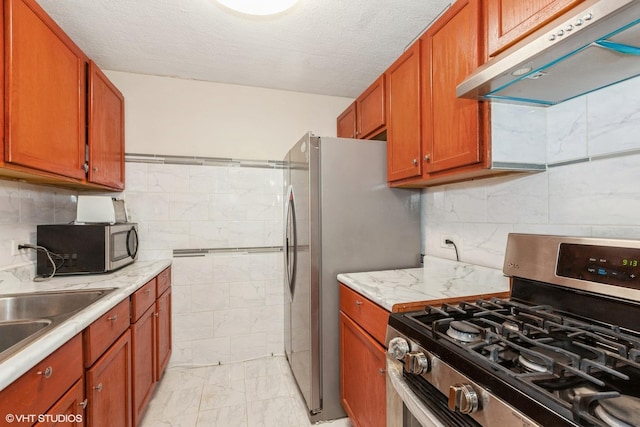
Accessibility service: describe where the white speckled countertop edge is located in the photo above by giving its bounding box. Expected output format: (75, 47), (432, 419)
(0, 259), (171, 391)
(337, 256), (511, 312)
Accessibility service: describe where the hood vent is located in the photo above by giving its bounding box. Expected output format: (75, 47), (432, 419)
(457, 0), (640, 106)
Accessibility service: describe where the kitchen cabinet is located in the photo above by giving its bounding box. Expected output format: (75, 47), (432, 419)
(83, 299), (132, 427)
(85, 330), (132, 427)
(336, 103), (357, 139)
(486, 0), (585, 57)
(4, 0), (87, 181)
(339, 284), (388, 427)
(155, 285), (172, 380)
(336, 75), (386, 140)
(1, 0), (125, 190)
(36, 379), (86, 427)
(388, 0), (494, 187)
(130, 267), (172, 426)
(422, 0), (484, 175)
(130, 280), (157, 427)
(0, 334), (83, 427)
(88, 61), (125, 190)
(385, 40), (422, 182)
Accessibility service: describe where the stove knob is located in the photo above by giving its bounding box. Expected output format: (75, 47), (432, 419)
(388, 337), (410, 360)
(448, 383), (479, 414)
(404, 351), (430, 374)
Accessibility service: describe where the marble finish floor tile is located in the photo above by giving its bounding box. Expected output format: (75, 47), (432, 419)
(140, 356), (352, 427)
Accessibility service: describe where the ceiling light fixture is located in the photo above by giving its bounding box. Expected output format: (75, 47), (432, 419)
(216, 0), (299, 16)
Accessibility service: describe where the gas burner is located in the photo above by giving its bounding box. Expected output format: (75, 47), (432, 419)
(595, 395), (640, 427)
(446, 320), (482, 343)
(518, 346), (572, 373)
(502, 320), (520, 333)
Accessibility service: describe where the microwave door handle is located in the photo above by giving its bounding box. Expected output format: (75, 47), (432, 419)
(127, 227), (139, 259)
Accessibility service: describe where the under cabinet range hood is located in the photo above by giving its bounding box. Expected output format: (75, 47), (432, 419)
(457, 0), (640, 106)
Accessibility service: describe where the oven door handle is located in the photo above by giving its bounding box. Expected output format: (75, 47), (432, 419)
(386, 356), (447, 427)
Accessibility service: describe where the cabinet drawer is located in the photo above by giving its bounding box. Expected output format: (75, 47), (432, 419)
(156, 267), (171, 296)
(131, 279), (156, 323)
(339, 284), (389, 345)
(84, 299), (130, 367)
(0, 334), (83, 423)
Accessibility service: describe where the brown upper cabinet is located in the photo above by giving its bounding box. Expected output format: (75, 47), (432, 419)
(2, 0), (125, 190)
(421, 0), (484, 176)
(388, 0), (489, 187)
(486, 0), (586, 57)
(337, 75), (386, 139)
(385, 41), (422, 182)
(5, 0), (87, 181)
(88, 61), (125, 190)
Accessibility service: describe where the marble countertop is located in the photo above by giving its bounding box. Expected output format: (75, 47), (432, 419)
(0, 259), (171, 391)
(337, 256), (511, 312)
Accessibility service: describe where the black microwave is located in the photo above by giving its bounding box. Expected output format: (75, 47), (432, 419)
(36, 223), (139, 276)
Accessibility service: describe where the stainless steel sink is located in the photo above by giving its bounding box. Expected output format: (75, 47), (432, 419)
(0, 288), (116, 362)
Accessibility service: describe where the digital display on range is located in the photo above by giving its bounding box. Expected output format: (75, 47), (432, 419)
(557, 243), (640, 290)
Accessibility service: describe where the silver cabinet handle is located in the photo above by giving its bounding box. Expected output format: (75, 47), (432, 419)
(378, 368), (386, 375)
(153, 312), (160, 318)
(424, 154), (430, 161)
(37, 366), (53, 378)
(94, 383), (103, 392)
(145, 288), (152, 294)
(412, 158), (418, 166)
(79, 399), (88, 409)
(107, 314), (118, 322)
(355, 300), (363, 306)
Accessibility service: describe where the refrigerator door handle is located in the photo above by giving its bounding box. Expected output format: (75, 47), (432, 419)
(285, 186), (298, 300)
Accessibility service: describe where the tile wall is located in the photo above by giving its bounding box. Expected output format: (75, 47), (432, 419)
(0, 181), (76, 272)
(423, 76), (640, 269)
(123, 160), (284, 365)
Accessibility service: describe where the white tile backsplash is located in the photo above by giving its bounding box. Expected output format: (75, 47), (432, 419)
(424, 76), (640, 270)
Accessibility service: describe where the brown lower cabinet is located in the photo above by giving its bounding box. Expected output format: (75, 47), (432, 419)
(85, 331), (132, 427)
(0, 335), (83, 427)
(0, 267), (172, 427)
(130, 267), (173, 426)
(36, 378), (86, 427)
(339, 284), (389, 427)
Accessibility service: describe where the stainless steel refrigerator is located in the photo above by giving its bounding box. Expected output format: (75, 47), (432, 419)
(283, 132), (421, 422)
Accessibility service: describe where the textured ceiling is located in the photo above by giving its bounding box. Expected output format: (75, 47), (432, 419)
(37, 0), (452, 98)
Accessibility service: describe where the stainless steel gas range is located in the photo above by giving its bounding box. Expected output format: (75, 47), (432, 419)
(386, 234), (640, 427)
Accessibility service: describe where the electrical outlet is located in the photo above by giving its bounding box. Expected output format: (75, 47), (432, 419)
(11, 240), (27, 257)
(440, 235), (454, 248)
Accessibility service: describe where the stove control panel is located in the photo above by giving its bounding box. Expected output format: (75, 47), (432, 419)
(557, 243), (640, 290)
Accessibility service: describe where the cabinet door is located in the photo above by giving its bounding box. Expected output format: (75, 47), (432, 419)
(422, 0), (483, 175)
(88, 61), (125, 190)
(356, 75), (386, 139)
(339, 312), (386, 427)
(386, 41), (422, 182)
(86, 330), (132, 427)
(36, 378), (85, 427)
(155, 288), (172, 381)
(131, 306), (156, 427)
(487, 0), (585, 56)
(337, 102), (357, 138)
(5, 0), (86, 179)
